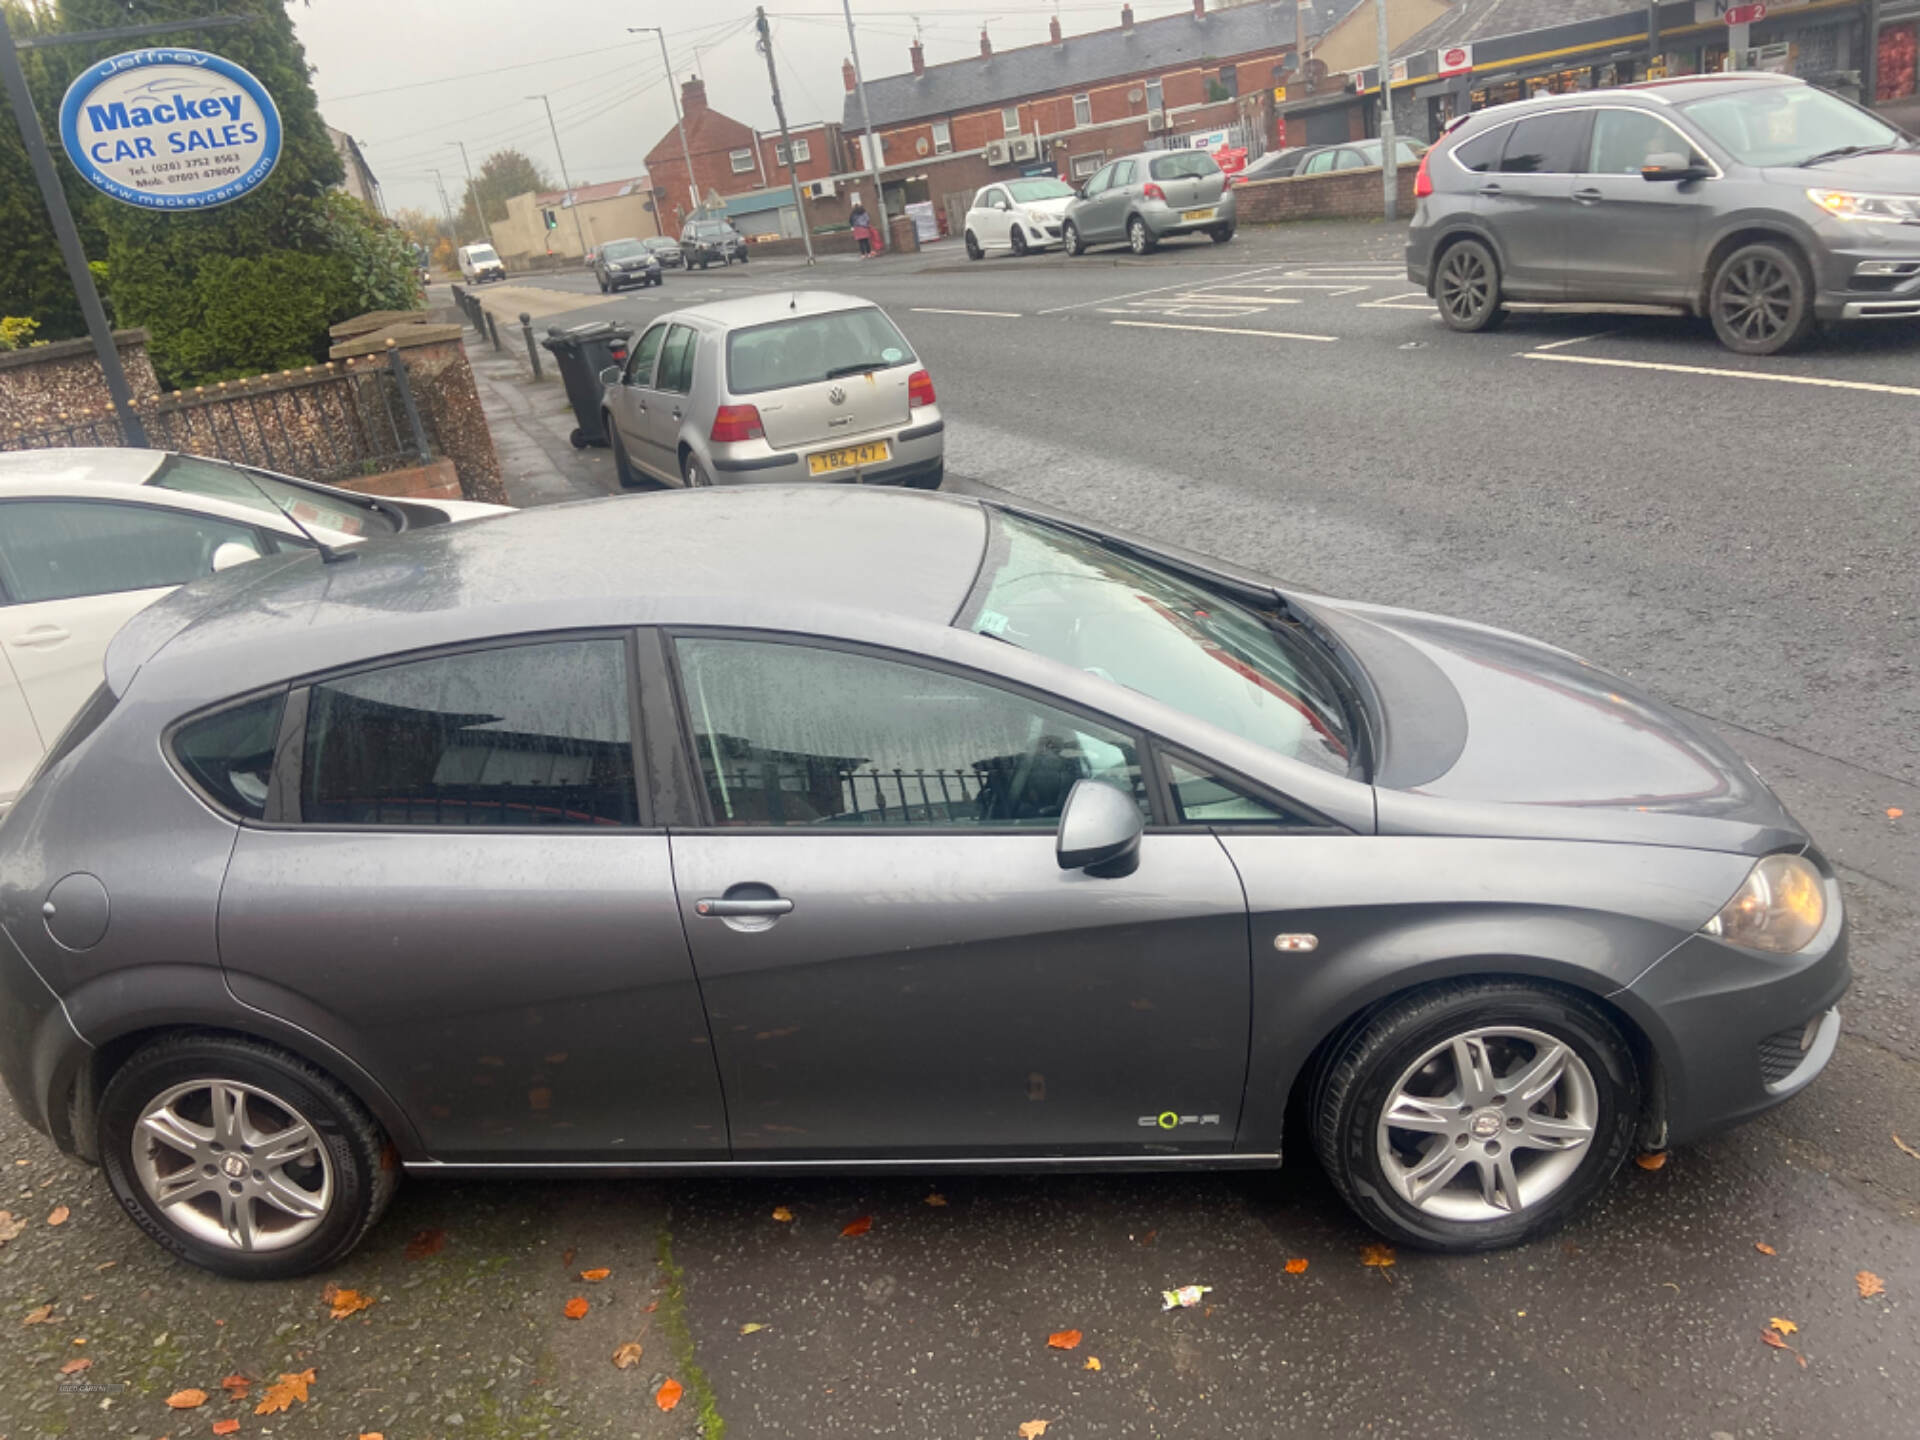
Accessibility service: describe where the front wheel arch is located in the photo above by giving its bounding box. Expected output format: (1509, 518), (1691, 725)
(1695, 224), (1815, 316)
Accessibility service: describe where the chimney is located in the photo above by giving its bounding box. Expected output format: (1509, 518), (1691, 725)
(843, 59), (856, 93)
(1121, 4), (1134, 30)
(1049, 16), (1062, 44)
(1192, 0), (1205, 17)
(980, 27), (992, 58)
(681, 75), (707, 113)
(910, 39), (925, 75)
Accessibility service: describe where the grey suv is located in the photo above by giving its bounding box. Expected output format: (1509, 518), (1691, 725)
(1063, 149), (1237, 255)
(1406, 73), (1920, 354)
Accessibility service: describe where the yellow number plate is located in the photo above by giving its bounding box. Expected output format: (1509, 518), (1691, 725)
(1181, 208), (1216, 223)
(808, 441), (890, 475)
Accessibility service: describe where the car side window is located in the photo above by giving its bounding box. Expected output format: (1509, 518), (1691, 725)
(1499, 110), (1589, 174)
(1588, 109), (1689, 175)
(1302, 149), (1336, 175)
(1163, 756), (1300, 826)
(299, 637), (638, 827)
(0, 499), (267, 605)
(627, 323), (668, 386)
(1451, 126), (1506, 173)
(674, 636), (1149, 828)
(1083, 164), (1113, 196)
(656, 325), (697, 395)
(174, 691), (287, 820)
(1111, 160), (1136, 187)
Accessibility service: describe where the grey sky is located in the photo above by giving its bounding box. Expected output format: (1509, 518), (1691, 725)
(295, 0), (1207, 219)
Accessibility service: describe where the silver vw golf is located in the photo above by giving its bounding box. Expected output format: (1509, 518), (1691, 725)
(598, 292), (944, 490)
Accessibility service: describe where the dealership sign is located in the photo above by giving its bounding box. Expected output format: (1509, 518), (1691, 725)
(59, 48), (281, 211)
(1438, 44), (1475, 78)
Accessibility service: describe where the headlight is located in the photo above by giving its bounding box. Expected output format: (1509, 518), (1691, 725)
(1702, 853), (1826, 953)
(1806, 188), (1920, 223)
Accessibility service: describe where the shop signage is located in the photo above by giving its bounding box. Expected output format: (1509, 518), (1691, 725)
(1438, 44), (1475, 78)
(1724, 3), (1767, 24)
(59, 48), (280, 211)
(1695, 0), (1805, 20)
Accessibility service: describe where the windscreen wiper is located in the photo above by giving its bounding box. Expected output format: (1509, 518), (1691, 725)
(1798, 143), (1895, 167)
(824, 360), (885, 378)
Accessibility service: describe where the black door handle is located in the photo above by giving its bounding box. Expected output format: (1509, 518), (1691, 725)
(695, 897), (794, 918)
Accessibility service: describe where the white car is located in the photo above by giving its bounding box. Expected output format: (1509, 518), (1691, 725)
(0, 448), (508, 814)
(962, 177), (1079, 259)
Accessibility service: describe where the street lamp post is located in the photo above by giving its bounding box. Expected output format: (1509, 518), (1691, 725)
(528, 92), (589, 256)
(1374, 0), (1398, 223)
(629, 26), (701, 222)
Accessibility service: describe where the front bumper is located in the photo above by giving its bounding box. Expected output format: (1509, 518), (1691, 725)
(1808, 219), (1920, 320)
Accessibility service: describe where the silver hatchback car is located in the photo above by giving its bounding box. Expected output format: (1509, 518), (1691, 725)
(599, 292), (943, 489)
(1062, 148), (1237, 256)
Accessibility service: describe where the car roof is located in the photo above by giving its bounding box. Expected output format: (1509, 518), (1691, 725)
(0, 446), (165, 488)
(1450, 72), (1804, 135)
(107, 487), (992, 695)
(661, 289), (882, 330)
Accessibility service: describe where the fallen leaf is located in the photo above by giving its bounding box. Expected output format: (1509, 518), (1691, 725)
(740, 1322), (766, 1335)
(564, 1296), (590, 1319)
(357, 1433), (385, 1440)
(643, 1300), (659, 1313)
(0, 1211), (27, 1244)
(562, 1247), (577, 1270)
(23, 1303), (55, 1325)
(1634, 1151), (1668, 1171)
(58, 1356), (91, 1375)
(924, 1193), (948, 1207)
(46, 1204), (70, 1226)
(1755, 1243), (1777, 1256)
(771, 1206), (794, 1223)
(1359, 1243), (1396, 1268)
(1858, 1270), (1886, 1299)
(1046, 1328), (1082, 1350)
(71, 1335), (86, 1344)
(612, 1341), (644, 1369)
(166, 1389), (209, 1409)
(1887, 807), (1904, 819)
(213, 1422), (241, 1436)
(253, 1369), (315, 1416)
(1284, 1258), (1309, 1274)
(1761, 1329), (1790, 1351)
(220, 1374), (251, 1398)
(322, 1285), (376, 1320)
(1140, 1228), (1158, 1246)
(580, 1267), (611, 1282)
(841, 1215), (873, 1237)
(1893, 1133), (1920, 1161)
(1083, 1356), (1101, 1371)
(403, 1228), (446, 1260)
(1019, 1421), (1050, 1439)
(1769, 1317), (1798, 1336)
(656, 1377), (684, 1412)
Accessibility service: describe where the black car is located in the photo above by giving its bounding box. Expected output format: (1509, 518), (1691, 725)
(593, 237), (662, 292)
(644, 236), (685, 268)
(681, 219), (749, 268)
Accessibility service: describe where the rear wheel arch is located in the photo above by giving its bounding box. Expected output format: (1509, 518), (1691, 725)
(1427, 225), (1505, 296)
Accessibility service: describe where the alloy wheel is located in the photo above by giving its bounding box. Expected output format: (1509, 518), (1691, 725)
(684, 454), (711, 487)
(1716, 254), (1795, 346)
(1063, 222), (1081, 256)
(1374, 1026), (1597, 1223)
(1128, 218), (1150, 254)
(1011, 227), (1028, 257)
(1438, 245), (1493, 326)
(131, 1079), (333, 1253)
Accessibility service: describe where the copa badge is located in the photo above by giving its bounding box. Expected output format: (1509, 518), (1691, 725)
(59, 48), (281, 211)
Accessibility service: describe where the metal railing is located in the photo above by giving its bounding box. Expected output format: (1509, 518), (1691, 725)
(710, 759), (1150, 827)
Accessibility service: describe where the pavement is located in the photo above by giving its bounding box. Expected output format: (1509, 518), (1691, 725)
(5, 218), (1919, 1440)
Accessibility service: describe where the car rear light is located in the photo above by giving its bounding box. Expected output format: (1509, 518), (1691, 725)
(907, 369), (935, 408)
(1143, 181), (1167, 202)
(709, 404), (765, 443)
(1413, 151), (1434, 199)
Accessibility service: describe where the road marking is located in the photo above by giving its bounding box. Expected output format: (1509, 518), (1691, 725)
(1166, 292), (1304, 305)
(1358, 291), (1435, 310)
(1526, 351), (1920, 398)
(1528, 330), (1619, 352)
(911, 307), (1023, 317)
(1112, 320), (1337, 342)
(1036, 264), (1289, 314)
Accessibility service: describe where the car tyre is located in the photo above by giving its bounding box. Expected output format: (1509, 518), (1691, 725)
(1127, 216), (1156, 255)
(1311, 979), (1640, 1253)
(1010, 227), (1029, 257)
(98, 1032), (397, 1281)
(1434, 238), (1507, 332)
(1062, 221), (1084, 257)
(1709, 241), (1816, 355)
(610, 420), (641, 488)
(682, 451), (712, 488)
(965, 231), (983, 261)
(1210, 223), (1235, 244)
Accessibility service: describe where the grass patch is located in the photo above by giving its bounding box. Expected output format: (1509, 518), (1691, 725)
(654, 1227), (724, 1439)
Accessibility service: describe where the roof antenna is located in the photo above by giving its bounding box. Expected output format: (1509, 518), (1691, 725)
(237, 468), (354, 566)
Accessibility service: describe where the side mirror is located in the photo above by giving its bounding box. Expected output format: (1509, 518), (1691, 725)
(1056, 779), (1145, 877)
(1641, 152), (1710, 182)
(210, 539), (261, 573)
(599, 365), (623, 388)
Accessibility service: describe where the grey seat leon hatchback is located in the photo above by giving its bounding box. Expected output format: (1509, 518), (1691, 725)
(0, 489), (1846, 1277)
(1406, 73), (1920, 354)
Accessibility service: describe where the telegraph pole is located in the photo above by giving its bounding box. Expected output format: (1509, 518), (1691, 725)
(755, 7), (814, 263)
(841, 0), (889, 238)
(1373, 0), (1398, 222)
(429, 168), (461, 243)
(452, 139), (479, 242)
(529, 92), (589, 254)
(630, 26), (701, 221)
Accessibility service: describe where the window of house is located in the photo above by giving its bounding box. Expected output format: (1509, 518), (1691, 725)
(774, 137), (812, 166)
(1145, 77), (1163, 112)
(932, 119), (952, 154)
(674, 637), (1148, 828)
(1206, 66), (1238, 101)
(0, 499), (272, 604)
(790, 136), (810, 163)
(729, 148), (755, 173)
(299, 639), (638, 827)
(1071, 151), (1106, 180)
(1003, 106), (1021, 134)
(1072, 93), (1092, 127)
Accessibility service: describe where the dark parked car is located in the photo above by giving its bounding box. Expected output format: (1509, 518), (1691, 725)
(593, 237), (663, 292)
(0, 489), (1845, 1277)
(680, 219), (748, 268)
(643, 235), (685, 268)
(1407, 72), (1920, 353)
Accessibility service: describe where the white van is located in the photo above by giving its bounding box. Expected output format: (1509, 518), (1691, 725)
(457, 243), (507, 284)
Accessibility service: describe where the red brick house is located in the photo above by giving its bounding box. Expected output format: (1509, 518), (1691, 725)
(645, 76), (844, 233)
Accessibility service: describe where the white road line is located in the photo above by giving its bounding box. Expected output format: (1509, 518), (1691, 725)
(1357, 291), (1434, 310)
(1112, 320), (1337, 342)
(1036, 264), (1289, 314)
(911, 307), (1022, 317)
(1528, 330), (1619, 352)
(1526, 351), (1920, 398)
(1162, 293), (1303, 305)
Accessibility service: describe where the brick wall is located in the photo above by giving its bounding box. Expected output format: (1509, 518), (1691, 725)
(755, 124), (841, 185)
(1235, 164), (1419, 225)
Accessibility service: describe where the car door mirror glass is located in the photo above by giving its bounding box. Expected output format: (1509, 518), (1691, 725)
(210, 539), (261, 573)
(1056, 778), (1144, 876)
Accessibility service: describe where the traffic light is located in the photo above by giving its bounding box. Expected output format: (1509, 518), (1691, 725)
(543, 209), (557, 230)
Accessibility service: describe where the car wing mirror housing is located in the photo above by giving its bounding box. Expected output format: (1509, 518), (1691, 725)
(1056, 778), (1145, 878)
(599, 364), (623, 388)
(210, 540), (261, 573)
(1642, 151), (1709, 181)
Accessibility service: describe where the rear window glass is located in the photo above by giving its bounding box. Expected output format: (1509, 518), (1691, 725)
(151, 456), (395, 540)
(1150, 152), (1221, 180)
(175, 691), (286, 820)
(726, 308), (916, 396)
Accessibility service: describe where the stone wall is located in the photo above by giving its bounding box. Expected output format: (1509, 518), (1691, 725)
(0, 330), (158, 436)
(329, 326), (506, 506)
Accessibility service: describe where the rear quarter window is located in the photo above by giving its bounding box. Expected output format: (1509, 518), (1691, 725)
(173, 691), (287, 820)
(1451, 125), (1507, 173)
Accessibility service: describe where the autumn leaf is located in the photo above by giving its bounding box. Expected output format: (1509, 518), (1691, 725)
(166, 1388), (209, 1409)
(356, 1431), (385, 1439)
(656, 1377), (684, 1411)
(1893, 1134), (1920, 1162)
(213, 1421), (241, 1436)
(1769, 1317), (1798, 1336)
(0, 1211), (27, 1244)
(841, 1215), (873, 1237)
(1760, 1329), (1789, 1351)
(924, 1193), (948, 1207)
(253, 1369), (315, 1416)
(1857, 1270), (1886, 1299)
(740, 1322), (766, 1334)
(46, 1204), (69, 1226)
(1084, 1356), (1102, 1371)
(564, 1296), (590, 1319)
(1046, 1328), (1082, 1350)
(220, 1373), (251, 1398)
(1019, 1421), (1050, 1438)
(771, 1206), (794, 1223)
(322, 1285), (376, 1320)
(1634, 1151), (1668, 1171)
(562, 1246), (577, 1270)
(58, 1356), (91, 1375)
(580, 1268), (611, 1282)
(403, 1228), (446, 1260)
(23, 1303), (55, 1325)
(1284, 1258), (1309, 1274)
(612, 1341), (644, 1370)
(1755, 1243), (1776, 1256)
(1360, 1243), (1396, 1268)
(1887, 807), (1904, 820)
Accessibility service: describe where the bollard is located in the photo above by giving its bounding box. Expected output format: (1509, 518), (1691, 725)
(520, 313), (543, 380)
(485, 309), (502, 351)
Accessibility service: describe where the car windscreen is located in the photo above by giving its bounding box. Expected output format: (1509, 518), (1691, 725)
(725, 308), (916, 396)
(150, 455), (397, 540)
(1006, 178), (1075, 202)
(643, 237), (677, 248)
(1679, 84), (1899, 166)
(1149, 152), (1221, 180)
(691, 225), (736, 238)
(601, 240), (647, 259)
(964, 513), (1356, 775)
(466, 246), (498, 263)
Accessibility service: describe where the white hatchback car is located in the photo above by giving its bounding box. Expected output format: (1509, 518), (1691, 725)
(0, 448), (507, 814)
(963, 176), (1079, 259)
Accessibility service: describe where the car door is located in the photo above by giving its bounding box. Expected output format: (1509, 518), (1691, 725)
(1102, 160), (1140, 236)
(1563, 107), (1709, 304)
(217, 633), (729, 1160)
(980, 186), (1013, 249)
(1073, 164), (1114, 239)
(1478, 109), (1590, 300)
(648, 324), (699, 483)
(0, 497), (273, 745)
(606, 321), (669, 477)
(662, 633), (1253, 1157)
(0, 643), (42, 812)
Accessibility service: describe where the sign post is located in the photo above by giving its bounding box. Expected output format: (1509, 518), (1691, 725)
(1725, 2), (1766, 66)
